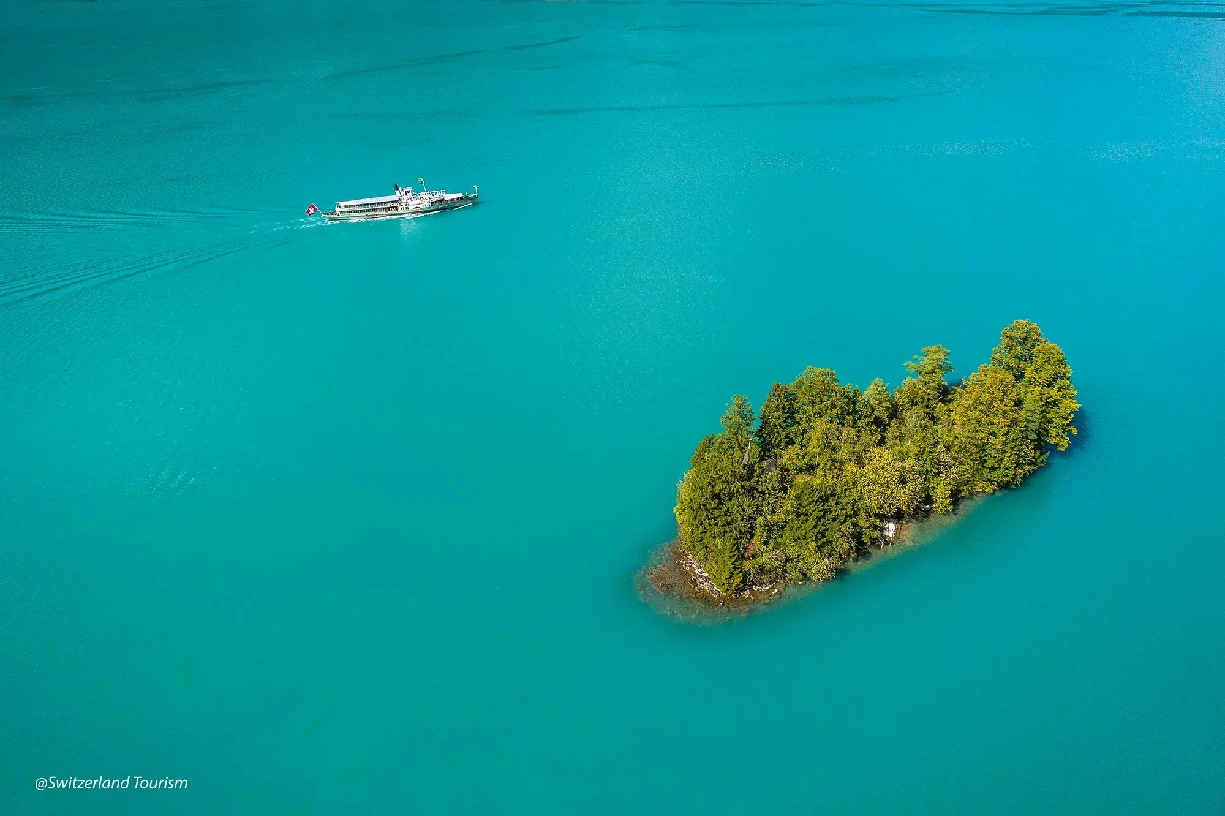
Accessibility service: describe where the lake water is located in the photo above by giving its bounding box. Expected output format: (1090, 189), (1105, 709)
(3, 0), (1225, 812)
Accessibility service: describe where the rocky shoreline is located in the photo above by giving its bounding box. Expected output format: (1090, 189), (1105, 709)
(644, 519), (913, 612)
(642, 541), (781, 610)
(638, 496), (995, 621)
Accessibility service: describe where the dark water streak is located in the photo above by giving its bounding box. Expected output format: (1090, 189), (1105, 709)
(532, 93), (926, 116)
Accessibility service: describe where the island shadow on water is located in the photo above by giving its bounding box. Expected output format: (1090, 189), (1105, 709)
(635, 497), (986, 625)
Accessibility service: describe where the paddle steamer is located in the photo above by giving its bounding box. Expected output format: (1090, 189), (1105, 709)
(309, 179), (478, 222)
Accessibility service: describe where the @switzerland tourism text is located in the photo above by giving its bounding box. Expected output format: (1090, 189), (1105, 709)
(36, 776), (187, 791)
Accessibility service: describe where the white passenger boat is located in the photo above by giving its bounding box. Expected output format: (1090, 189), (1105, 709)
(308, 179), (478, 222)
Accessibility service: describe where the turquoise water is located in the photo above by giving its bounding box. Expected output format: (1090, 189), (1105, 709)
(4, 0), (1225, 812)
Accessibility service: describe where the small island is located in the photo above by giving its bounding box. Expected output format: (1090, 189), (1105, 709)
(645, 320), (1080, 609)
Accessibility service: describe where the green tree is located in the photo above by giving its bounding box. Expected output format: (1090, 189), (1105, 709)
(721, 394), (755, 451)
(744, 458), (789, 585)
(990, 319), (1046, 379)
(776, 477), (839, 581)
(757, 383), (797, 453)
(895, 345), (953, 417)
(1018, 340), (1079, 450)
(860, 378), (896, 434)
(674, 406), (756, 593)
(860, 447), (925, 516)
(792, 367), (858, 438)
(946, 364), (1036, 491)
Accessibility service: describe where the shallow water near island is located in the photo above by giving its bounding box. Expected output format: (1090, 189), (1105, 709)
(4, 1), (1225, 813)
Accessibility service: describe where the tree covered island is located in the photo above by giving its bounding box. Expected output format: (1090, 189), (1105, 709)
(655, 320), (1079, 605)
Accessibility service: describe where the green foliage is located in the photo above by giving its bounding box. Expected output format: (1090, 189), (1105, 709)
(673, 320), (1079, 594)
(895, 345), (952, 417)
(720, 394), (755, 449)
(793, 367), (859, 434)
(757, 383), (797, 453)
(945, 364), (1035, 491)
(989, 319), (1045, 379)
(1022, 342), (1079, 451)
(860, 448), (925, 516)
(860, 378), (896, 435)
(674, 434), (753, 594)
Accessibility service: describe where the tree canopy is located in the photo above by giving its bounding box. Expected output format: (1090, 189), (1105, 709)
(674, 320), (1079, 594)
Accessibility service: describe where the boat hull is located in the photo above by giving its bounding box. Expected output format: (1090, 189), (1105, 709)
(322, 193), (478, 222)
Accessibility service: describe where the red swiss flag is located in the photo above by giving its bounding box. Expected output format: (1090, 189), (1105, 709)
(305, 203), (319, 216)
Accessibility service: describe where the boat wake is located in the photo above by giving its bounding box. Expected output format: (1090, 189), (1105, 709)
(0, 195), (470, 308)
(0, 233), (304, 307)
(0, 206), (285, 236)
(0, 201), (331, 307)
